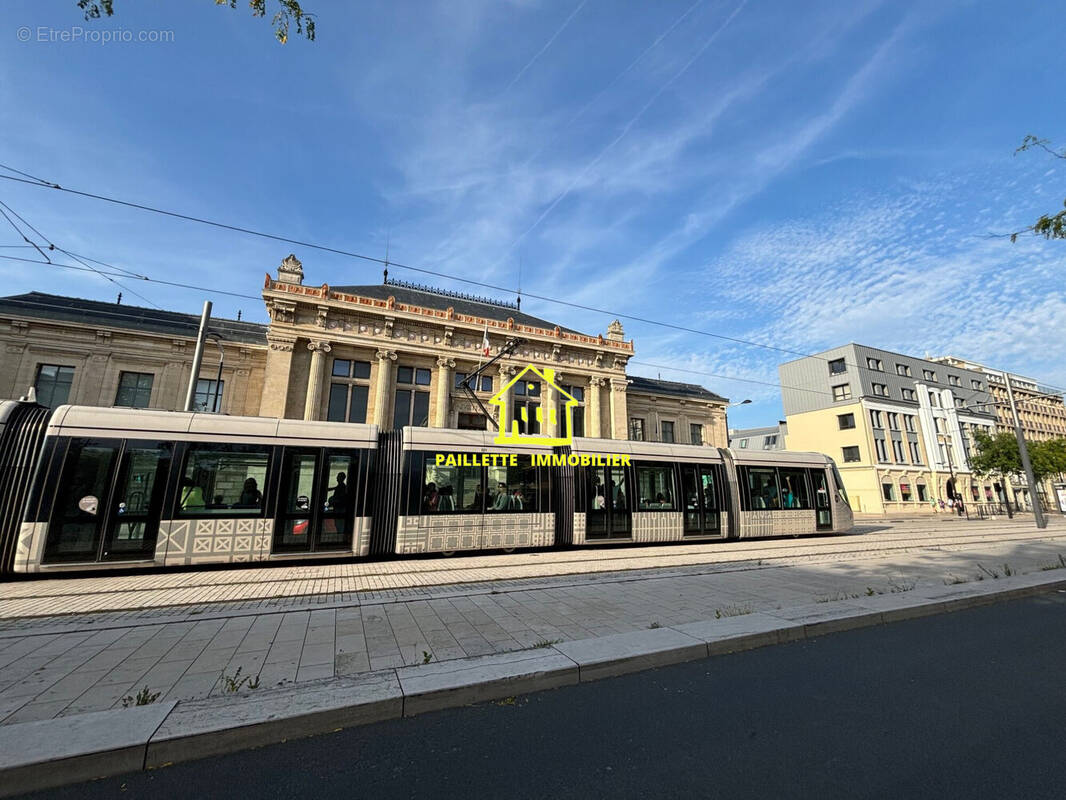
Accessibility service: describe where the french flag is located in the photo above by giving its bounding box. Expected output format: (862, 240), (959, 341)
(481, 327), (490, 357)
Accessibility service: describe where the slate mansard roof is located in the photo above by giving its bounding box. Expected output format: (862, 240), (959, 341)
(0, 292), (268, 345)
(627, 374), (728, 403)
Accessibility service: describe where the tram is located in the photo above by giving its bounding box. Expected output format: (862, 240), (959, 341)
(0, 401), (853, 574)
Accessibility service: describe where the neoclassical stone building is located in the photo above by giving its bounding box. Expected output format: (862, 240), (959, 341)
(0, 255), (729, 446)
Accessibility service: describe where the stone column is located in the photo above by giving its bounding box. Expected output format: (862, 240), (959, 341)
(544, 371), (563, 439)
(435, 356), (455, 428)
(260, 333), (297, 418)
(303, 340), (332, 421)
(498, 364), (517, 436)
(588, 377), (604, 439)
(609, 377), (629, 440)
(372, 349), (397, 428)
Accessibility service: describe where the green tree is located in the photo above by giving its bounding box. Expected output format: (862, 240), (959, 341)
(77, 0), (316, 44)
(1011, 136), (1065, 242)
(1030, 437), (1066, 482)
(969, 429), (1022, 484)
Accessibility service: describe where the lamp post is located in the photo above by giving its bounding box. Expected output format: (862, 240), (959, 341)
(205, 333), (224, 414)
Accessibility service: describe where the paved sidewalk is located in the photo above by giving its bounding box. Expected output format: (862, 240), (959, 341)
(0, 517), (1064, 726)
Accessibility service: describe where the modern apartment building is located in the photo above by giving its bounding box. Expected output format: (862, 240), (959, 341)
(932, 355), (1066, 511)
(728, 422), (787, 451)
(779, 344), (998, 514)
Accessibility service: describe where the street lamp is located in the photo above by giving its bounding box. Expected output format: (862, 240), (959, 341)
(728, 399), (752, 408)
(204, 332), (224, 413)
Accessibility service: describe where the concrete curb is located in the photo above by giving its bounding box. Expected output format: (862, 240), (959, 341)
(2, 572), (1064, 796)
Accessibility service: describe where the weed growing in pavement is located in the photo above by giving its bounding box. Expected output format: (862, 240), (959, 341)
(1040, 554), (1066, 571)
(815, 591), (860, 603)
(1002, 563), (1015, 577)
(494, 696), (517, 706)
(714, 603), (753, 619)
(220, 666), (261, 693)
(648, 622), (662, 629)
(865, 587), (876, 596)
(888, 580), (917, 593)
(421, 651), (433, 664)
(944, 574), (969, 585)
(531, 639), (561, 649)
(977, 563), (1000, 580)
(121, 686), (160, 708)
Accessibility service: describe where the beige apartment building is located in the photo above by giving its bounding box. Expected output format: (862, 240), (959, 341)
(933, 355), (1066, 511)
(0, 254), (729, 446)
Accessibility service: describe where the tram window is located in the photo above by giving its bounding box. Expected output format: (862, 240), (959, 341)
(180, 446), (269, 515)
(777, 468), (811, 510)
(46, 440), (119, 557)
(423, 459), (480, 513)
(589, 465), (628, 511)
(636, 464), (676, 510)
(110, 443), (171, 553)
(486, 456), (539, 512)
(746, 467), (780, 510)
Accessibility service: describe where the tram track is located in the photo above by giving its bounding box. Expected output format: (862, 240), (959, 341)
(0, 520), (1063, 617)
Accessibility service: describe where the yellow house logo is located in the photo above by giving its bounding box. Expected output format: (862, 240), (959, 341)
(490, 365), (577, 446)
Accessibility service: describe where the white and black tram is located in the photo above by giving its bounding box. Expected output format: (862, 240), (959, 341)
(0, 400), (853, 574)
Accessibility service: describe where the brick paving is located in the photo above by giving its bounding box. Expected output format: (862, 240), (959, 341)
(0, 516), (1063, 725)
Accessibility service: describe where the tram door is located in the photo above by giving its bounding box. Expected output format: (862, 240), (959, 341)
(681, 464), (722, 536)
(586, 465), (631, 539)
(43, 439), (171, 564)
(274, 449), (357, 553)
(812, 469), (832, 531)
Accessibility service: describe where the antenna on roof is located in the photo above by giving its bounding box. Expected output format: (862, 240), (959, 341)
(383, 233), (390, 284)
(116, 292), (122, 305)
(237, 310), (242, 321)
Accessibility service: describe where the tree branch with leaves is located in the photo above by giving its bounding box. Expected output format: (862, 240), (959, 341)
(1008, 135), (1066, 242)
(76, 0), (316, 44)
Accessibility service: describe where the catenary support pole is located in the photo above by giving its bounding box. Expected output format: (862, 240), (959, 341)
(1005, 373), (1047, 529)
(184, 301), (212, 412)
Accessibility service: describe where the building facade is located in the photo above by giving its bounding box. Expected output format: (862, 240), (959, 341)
(0, 255), (730, 446)
(932, 355), (1066, 511)
(780, 344), (998, 514)
(728, 422), (788, 452)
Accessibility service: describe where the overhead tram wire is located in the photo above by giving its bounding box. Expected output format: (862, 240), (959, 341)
(5, 163), (1066, 400)
(0, 198), (160, 308)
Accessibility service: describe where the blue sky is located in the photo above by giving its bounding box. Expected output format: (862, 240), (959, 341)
(2, 0), (1064, 427)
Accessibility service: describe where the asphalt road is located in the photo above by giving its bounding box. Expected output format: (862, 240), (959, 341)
(26, 592), (1066, 800)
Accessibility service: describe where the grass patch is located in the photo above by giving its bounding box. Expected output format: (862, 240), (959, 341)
(220, 666), (261, 693)
(714, 603), (753, 619)
(122, 686), (160, 708)
(421, 651), (433, 664)
(1040, 554), (1066, 571)
(531, 639), (561, 649)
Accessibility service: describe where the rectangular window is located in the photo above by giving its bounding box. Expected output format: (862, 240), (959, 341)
(559, 385), (585, 438)
(34, 364), (74, 408)
(832, 384), (851, 401)
(904, 415), (916, 432)
(193, 379), (224, 413)
(512, 397), (541, 435)
(867, 358), (883, 371)
(690, 423), (703, 446)
(916, 484), (928, 502)
(738, 438), (748, 449)
(513, 379), (540, 397)
(457, 412), (487, 430)
(114, 372), (153, 408)
(838, 413), (855, 430)
(971, 379), (983, 390)
(180, 445), (269, 515)
(923, 369), (937, 382)
(422, 458), (480, 513)
(778, 468), (812, 509)
(875, 438), (888, 462)
(327, 359), (371, 424)
(637, 464), (676, 510)
(900, 482), (912, 502)
(870, 410), (883, 429)
(745, 467), (780, 510)
(394, 365), (430, 428)
(661, 421), (675, 443)
(454, 373), (493, 393)
(629, 418), (645, 441)
(901, 388), (916, 401)
(892, 439), (905, 462)
(487, 455), (540, 513)
(828, 358), (846, 375)
(934, 417), (944, 433)
(842, 446), (861, 462)
(910, 441), (922, 463)
(887, 413), (899, 430)
(896, 363), (911, 377)
(762, 435), (778, 449)
(882, 482), (895, 501)
(929, 391), (940, 407)
(872, 383), (889, 397)
(948, 375), (961, 387)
